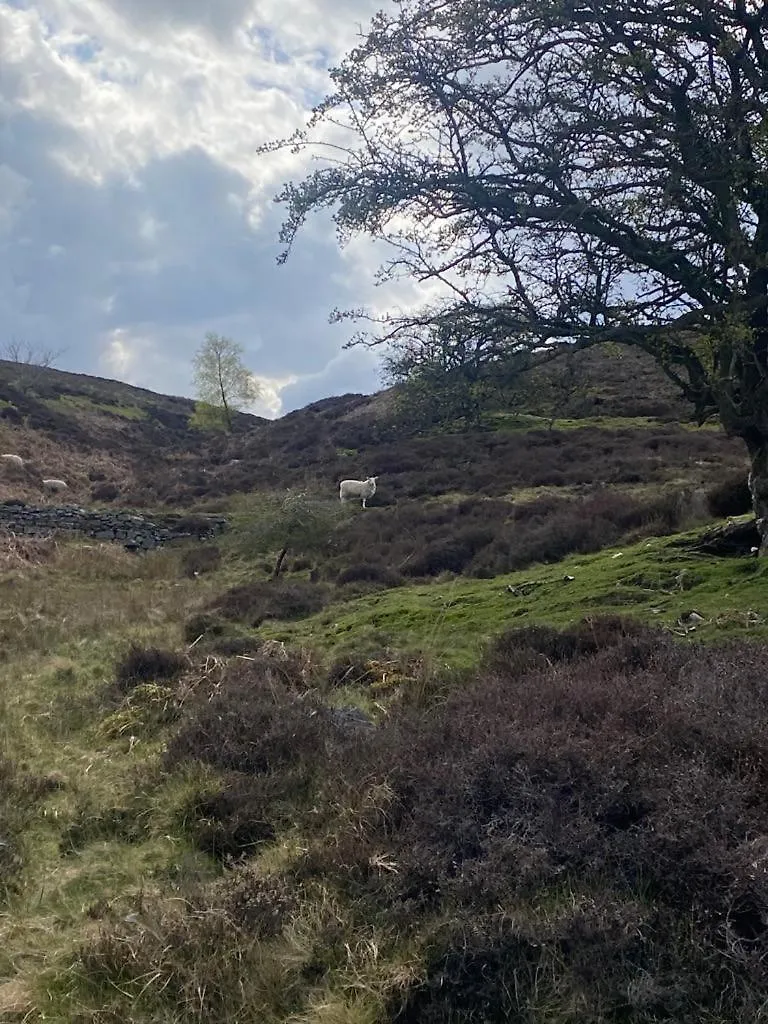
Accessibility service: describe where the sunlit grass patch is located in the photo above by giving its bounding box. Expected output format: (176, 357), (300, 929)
(257, 527), (768, 665)
(50, 393), (148, 421)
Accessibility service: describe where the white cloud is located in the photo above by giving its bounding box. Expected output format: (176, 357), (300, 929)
(100, 328), (138, 379)
(0, 164), (30, 236)
(1, 0), (392, 413)
(99, 326), (176, 387)
(250, 372), (297, 418)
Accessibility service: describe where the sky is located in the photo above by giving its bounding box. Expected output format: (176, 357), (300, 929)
(0, 0), (410, 417)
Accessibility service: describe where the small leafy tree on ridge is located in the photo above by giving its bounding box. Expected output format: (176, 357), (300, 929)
(192, 333), (261, 432)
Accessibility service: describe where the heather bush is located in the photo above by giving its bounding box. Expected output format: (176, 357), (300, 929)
(470, 489), (685, 575)
(187, 777), (278, 861)
(315, 485), (692, 583)
(336, 562), (403, 588)
(77, 621), (768, 1021)
(90, 481), (119, 502)
(200, 413), (741, 510)
(166, 657), (344, 860)
(207, 635), (263, 656)
(210, 578), (328, 626)
(483, 615), (658, 674)
(181, 544), (222, 578)
(182, 611), (226, 643)
(403, 526), (496, 577)
(210, 865), (298, 938)
(114, 644), (187, 693)
(165, 657), (326, 776)
(291, 623), (768, 1019)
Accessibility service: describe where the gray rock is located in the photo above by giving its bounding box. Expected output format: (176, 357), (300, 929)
(327, 706), (375, 732)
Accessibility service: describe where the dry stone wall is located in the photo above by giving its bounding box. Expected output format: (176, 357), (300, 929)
(0, 501), (227, 551)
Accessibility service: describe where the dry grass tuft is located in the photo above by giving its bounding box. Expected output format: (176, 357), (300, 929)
(0, 532), (58, 571)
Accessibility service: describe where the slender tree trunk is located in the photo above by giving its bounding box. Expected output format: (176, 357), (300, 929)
(272, 546), (288, 578)
(222, 396), (233, 432)
(216, 356), (233, 432)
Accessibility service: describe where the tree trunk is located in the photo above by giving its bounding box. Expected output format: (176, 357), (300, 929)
(272, 546), (288, 578)
(216, 358), (233, 432)
(747, 439), (768, 555)
(220, 392), (232, 432)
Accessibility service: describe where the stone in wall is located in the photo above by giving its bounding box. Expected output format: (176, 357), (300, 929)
(0, 501), (228, 551)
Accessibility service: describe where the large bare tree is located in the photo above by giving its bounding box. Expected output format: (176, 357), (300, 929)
(269, 0), (768, 548)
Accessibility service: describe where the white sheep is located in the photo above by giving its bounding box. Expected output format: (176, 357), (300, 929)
(1, 454), (24, 467)
(42, 478), (69, 493)
(339, 476), (378, 508)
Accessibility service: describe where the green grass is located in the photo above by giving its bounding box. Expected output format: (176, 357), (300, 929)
(48, 393), (148, 420)
(258, 522), (768, 665)
(0, 537), (226, 1017)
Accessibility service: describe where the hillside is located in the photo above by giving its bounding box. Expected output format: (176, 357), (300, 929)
(0, 358), (267, 506)
(1, 348), (767, 1023)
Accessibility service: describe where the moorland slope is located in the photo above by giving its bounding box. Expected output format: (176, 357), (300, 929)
(1, 346), (767, 1023)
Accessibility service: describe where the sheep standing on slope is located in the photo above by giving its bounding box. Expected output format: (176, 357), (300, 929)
(42, 478), (69, 493)
(339, 476), (378, 508)
(1, 454), (24, 467)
